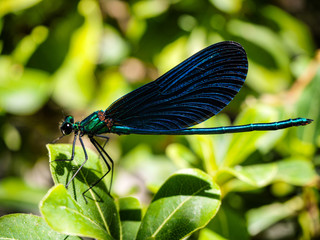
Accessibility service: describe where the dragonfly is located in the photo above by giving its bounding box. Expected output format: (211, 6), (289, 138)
(54, 41), (312, 200)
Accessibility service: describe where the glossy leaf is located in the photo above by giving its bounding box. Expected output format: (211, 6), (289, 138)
(137, 169), (221, 240)
(40, 184), (112, 240)
(0, 213), (80, 240)
(46, 144), (120, 239)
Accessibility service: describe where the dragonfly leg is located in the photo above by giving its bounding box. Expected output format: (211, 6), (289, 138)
(53, 132), (78, 162)
(65, 134), (88, 189)
(91, 136), (113, 189)
(95, 134), (110, 151)
(82, 136), (114, 202)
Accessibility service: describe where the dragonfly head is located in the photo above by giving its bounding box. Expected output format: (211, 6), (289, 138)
(60, 115), (75, 135)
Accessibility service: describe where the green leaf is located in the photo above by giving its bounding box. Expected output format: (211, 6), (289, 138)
(46, 144), (120, 239)
(0, 213), (80, 240)
(166, 143), (199, 169)
(40, 184), (112, 240)
(222, 158), (317, 194)
(199, 228), (228, 240)
(0, 59), (51, 115)
(224, 163), (277, 187)
(52, 0), (103, 110)
(207, 205), (249, 240)
(221, 105), (283, 167)
(0, 0), (42, 17)
(137, 169), (221, 240)
(121, 144), (177, 192)
(275, 158), (317, 185)
(119, 197), (142, 240)
(132, 1), (169, 19)
(261, 5), (314, 55)
(210, 0), (243, 14)
(247, 197), (304, 235)
(154, 37), (188, 75)
(186, 114), (233, 175)
(227, 19), (292, 92)
(297, 68), (320, 144)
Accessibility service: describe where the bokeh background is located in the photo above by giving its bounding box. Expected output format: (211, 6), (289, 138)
(0, 0), (319, 239)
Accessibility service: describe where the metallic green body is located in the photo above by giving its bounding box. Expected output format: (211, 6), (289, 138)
(79, 111), (111, 135)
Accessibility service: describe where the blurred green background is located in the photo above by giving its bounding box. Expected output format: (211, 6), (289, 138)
(0, 0), (319, 239)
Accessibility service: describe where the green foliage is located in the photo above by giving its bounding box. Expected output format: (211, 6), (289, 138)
(41, 184), (114, 240)
(0, 0), (319, 239)
(0, 213), (80, 240)
(46, 144), (120, 239)
(38, 145), (220, 239)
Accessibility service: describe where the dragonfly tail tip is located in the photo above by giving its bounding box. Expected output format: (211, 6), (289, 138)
(305, 118), (313, 125)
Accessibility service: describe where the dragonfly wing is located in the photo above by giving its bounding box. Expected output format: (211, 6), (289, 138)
(105, 41), (248, 130)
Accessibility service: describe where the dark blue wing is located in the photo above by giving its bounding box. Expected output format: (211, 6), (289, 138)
(105, 41), (248, 130)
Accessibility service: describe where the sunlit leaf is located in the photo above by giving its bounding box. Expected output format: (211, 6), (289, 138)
(0, 60), (51, 115)
(227, 19), (291, 92)
(52, 0), (102, 109)
(126, 16), (147, 43)
(247, 197), (304, 235)
(222, 158), (317, 194)
(12, 26), (48, 65)
(121, 144), (177, 192)
(199, 228), (228, 240)
(154, 37), (188, 74)
(132, 0), (169, 19)
(0, 0), (42, 17)
(46, 144), (120, 239)
(210, 0), (242, 14)
(166, 143), (199, 169)
(137, 169), (221, 240)
(40, 184), (113, 240)
(224, 163), (277, 187)
(0, 213), (80, 240)
(261, 6), (314, 55)
(275, 158), (317, 185)
(222, 105), (283, 167)
(296, 68), (320, 144)
(99, 26), (129, 66)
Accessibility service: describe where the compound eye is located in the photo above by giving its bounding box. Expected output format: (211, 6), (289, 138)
(65, 115), (74, 123)
(61, 122), (73, 135)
